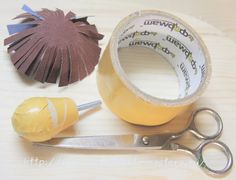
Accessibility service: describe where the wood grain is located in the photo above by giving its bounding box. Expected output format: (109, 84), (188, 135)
(0, 1), (236, 179)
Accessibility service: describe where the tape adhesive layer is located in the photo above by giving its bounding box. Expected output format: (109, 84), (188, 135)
(97, 10), (211, 126)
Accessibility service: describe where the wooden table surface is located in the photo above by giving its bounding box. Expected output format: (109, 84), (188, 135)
(1, 0), (236, 179)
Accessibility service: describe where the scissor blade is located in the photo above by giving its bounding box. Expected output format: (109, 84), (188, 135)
(34, 134), (168, 150)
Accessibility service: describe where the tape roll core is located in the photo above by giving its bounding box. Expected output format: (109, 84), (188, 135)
(97, 10), (211, 126)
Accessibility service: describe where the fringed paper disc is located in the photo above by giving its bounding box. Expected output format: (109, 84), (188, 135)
(4, 6), (104, 86)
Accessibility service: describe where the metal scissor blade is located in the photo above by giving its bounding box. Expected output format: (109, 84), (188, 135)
(34, 134), (170, 150)
(35, 134), (140, 150)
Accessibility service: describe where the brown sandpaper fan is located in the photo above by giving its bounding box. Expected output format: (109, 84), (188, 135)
(4, 6), (104, 86)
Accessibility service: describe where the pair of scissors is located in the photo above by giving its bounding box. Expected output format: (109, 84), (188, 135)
(35, 108), (233, 176)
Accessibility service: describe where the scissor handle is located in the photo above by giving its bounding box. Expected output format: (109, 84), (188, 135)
(189, 108), (223, 140)
(172, 140), (233, 175)
(195, 140), (233, 175)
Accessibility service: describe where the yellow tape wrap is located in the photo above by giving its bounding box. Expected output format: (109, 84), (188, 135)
(12, 97), (78, 142)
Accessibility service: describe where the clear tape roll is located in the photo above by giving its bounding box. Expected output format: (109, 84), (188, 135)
(97, 10), (211, 126)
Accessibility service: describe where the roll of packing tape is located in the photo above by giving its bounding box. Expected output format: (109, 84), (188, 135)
(97, 10), (211, 126)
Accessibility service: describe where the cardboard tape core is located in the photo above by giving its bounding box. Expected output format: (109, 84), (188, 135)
(97, 10), (211, 126)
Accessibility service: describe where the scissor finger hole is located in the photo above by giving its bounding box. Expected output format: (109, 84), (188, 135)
(201, 141), (231, 173)
(193, 109), (222, 138)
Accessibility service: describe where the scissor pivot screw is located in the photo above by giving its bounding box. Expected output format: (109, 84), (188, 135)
(142, 136), (149, 145)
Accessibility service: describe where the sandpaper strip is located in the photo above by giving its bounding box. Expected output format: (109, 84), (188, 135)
(4, 27), (38, 45)
(68, 45), (79, 83)
(46, 49), (62, 83)
(11, 35), (43, 64)
(59, 48), (70, 86)
(14, 13), (36, 20)
(71, 17), (88, 23)
(72, 46), (87, 81)
(8, 37), (30, 53)
(14, 38), (44, 69)
(65, 11), (75, 19)
(76, 34), (101, 67)
(26, 45), (47, 76)
(18, 40), (46, 73)
(7, 22), (39, 35)
(41, 47), (57, 82)
(34, 47), (53, 82)
(54, 9), (63, 17)
(76, 25), (103, 40)
(72, 33), (94, 75)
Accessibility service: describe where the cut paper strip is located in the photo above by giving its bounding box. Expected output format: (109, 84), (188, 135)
(4, 5), (104, 87)
(22, 4), (44, 20)
(7, 23), (37, 35)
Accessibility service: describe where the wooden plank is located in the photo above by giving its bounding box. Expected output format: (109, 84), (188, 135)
(0, 1), (236, 179)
